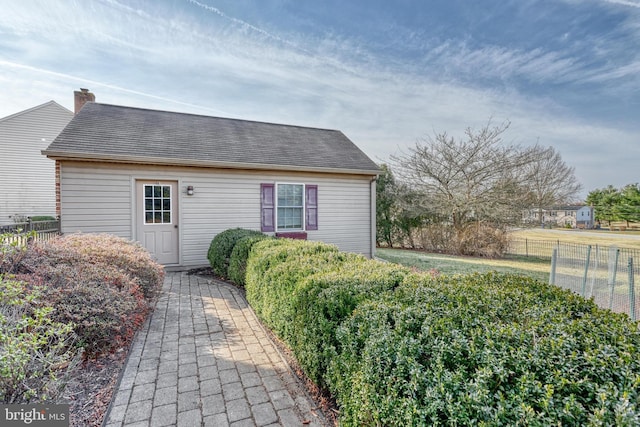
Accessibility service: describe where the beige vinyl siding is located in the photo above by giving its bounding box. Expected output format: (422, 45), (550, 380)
(0, 102), (72, 224)
(310, 178), (372, 255)
(58, 161), (374, 267)
(60, 167), (132, 236)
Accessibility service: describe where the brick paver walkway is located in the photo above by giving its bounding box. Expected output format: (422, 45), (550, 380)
(104, 272), (327, 427)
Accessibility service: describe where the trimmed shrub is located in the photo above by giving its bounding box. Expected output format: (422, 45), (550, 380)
(228, 234), (272, 286)
(244, 239), (411, 387)
(208, 228), (265, 278)
(290, 258), (410, 386)
(244, 240), (640, 425)
(327, 272), (640, 426)
(0, 275), (80, 403)
(15, 243), (150, 357)
(55, 233), (164, 299)
(245, 239), (347, 340)
(3, 234), (163, 357)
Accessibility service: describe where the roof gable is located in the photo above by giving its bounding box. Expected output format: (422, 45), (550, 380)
(0, 101), (72, 124)
(44, 103), (379, 175)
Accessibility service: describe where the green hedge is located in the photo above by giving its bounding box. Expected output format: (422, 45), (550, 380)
(245, 239), (348, 341)
(289, 258), (410, 386)
(228, 234), (272, 286)
(243, 240), (640, 426)
(327, 272), (640, 426)
(245, 238), (410, 386)
(207, 228), (264, 278)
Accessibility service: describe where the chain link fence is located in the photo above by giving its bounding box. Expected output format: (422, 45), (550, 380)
(507, 238), (640, 320)
(507, 238), (562, 259)
(549, 243), (639, 321)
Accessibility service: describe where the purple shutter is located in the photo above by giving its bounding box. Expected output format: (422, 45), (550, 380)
(261, 183), (275, 232)
(305, 185), (318, 231)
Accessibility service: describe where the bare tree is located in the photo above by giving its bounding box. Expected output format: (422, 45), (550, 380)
(522, 145), (582, 224)
(390, 120), (535, 234)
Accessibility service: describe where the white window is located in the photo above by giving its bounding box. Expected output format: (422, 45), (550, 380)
(260, 183), (318, 233)
(144, 184), (172, 224)
(277, 183), (304, 230)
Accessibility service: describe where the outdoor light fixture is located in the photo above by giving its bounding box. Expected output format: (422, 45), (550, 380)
(186, 185), (194, 196)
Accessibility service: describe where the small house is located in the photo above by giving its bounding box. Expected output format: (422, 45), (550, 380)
(524, 205), (594, 229)
(43, 102), (380, 268)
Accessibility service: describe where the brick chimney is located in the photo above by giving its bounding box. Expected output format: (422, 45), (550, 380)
(74, 88), (95, 114)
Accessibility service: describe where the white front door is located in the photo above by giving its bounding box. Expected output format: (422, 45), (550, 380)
(136, 180), (179, 265)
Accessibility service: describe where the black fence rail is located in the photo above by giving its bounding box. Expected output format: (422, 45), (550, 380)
(507, 238), (558, 259)
(508, 238), (640, 320)
(507, 238), (640, 261)
(0, 219), (61, 247)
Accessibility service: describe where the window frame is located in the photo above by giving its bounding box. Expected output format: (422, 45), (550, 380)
(276, 182), (305, 232)
(143, 183), (173, 225)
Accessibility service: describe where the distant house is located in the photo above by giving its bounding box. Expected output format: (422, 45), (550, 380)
(0, 101), (73, 225)
(43, 102), (380, 267)
(524, 205), (594, 229)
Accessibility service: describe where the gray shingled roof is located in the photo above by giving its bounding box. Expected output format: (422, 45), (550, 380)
(44, 103), (379, 175)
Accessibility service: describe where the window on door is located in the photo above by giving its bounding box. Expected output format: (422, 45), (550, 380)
(144, 184), (172, 224)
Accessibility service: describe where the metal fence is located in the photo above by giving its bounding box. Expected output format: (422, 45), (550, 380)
(549, 243), (639, 321)
(507, 238), (566, 259)
(0, 219), (61, 247)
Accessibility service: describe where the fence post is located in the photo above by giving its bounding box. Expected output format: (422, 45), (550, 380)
(629, 257), (636, 322)
(581, 245), (592, 297)
(549, 248), (557, 286)
(608, 248), (620, 311)
(525, 238), (528, 258)
(588, 245), (599, 298)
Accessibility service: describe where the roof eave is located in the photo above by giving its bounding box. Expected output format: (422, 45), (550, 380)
(42, 150), (381, 176)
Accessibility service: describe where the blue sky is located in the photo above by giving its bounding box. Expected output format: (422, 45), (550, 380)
(1, 0), (638, 197)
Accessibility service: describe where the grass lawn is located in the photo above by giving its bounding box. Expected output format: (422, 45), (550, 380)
(376, 248), (551, 283)
(376, 229), (640, 284)
(511, 228), (640, 250)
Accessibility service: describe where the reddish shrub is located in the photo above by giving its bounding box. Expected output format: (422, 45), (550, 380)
(17, 262), (148, 357)
(47, 233), (164, 299)
(7, 234), (163, 357)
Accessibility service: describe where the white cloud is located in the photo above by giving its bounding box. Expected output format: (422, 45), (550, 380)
(582, 60), (640, 83)
(603, 0), (640, 7)
(0, 0), (637, 197)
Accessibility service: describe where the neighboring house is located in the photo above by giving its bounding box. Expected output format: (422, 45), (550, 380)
(574, 206), (595, 228)
(43, 102), (380, 267)
(0, 101), (73, 225)
(524, 205), (594, 229)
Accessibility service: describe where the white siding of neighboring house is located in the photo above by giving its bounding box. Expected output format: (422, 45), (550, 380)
(576, 206), (594, 227)
(59, 161), (374, 266)
(0, 102), (73, 224)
